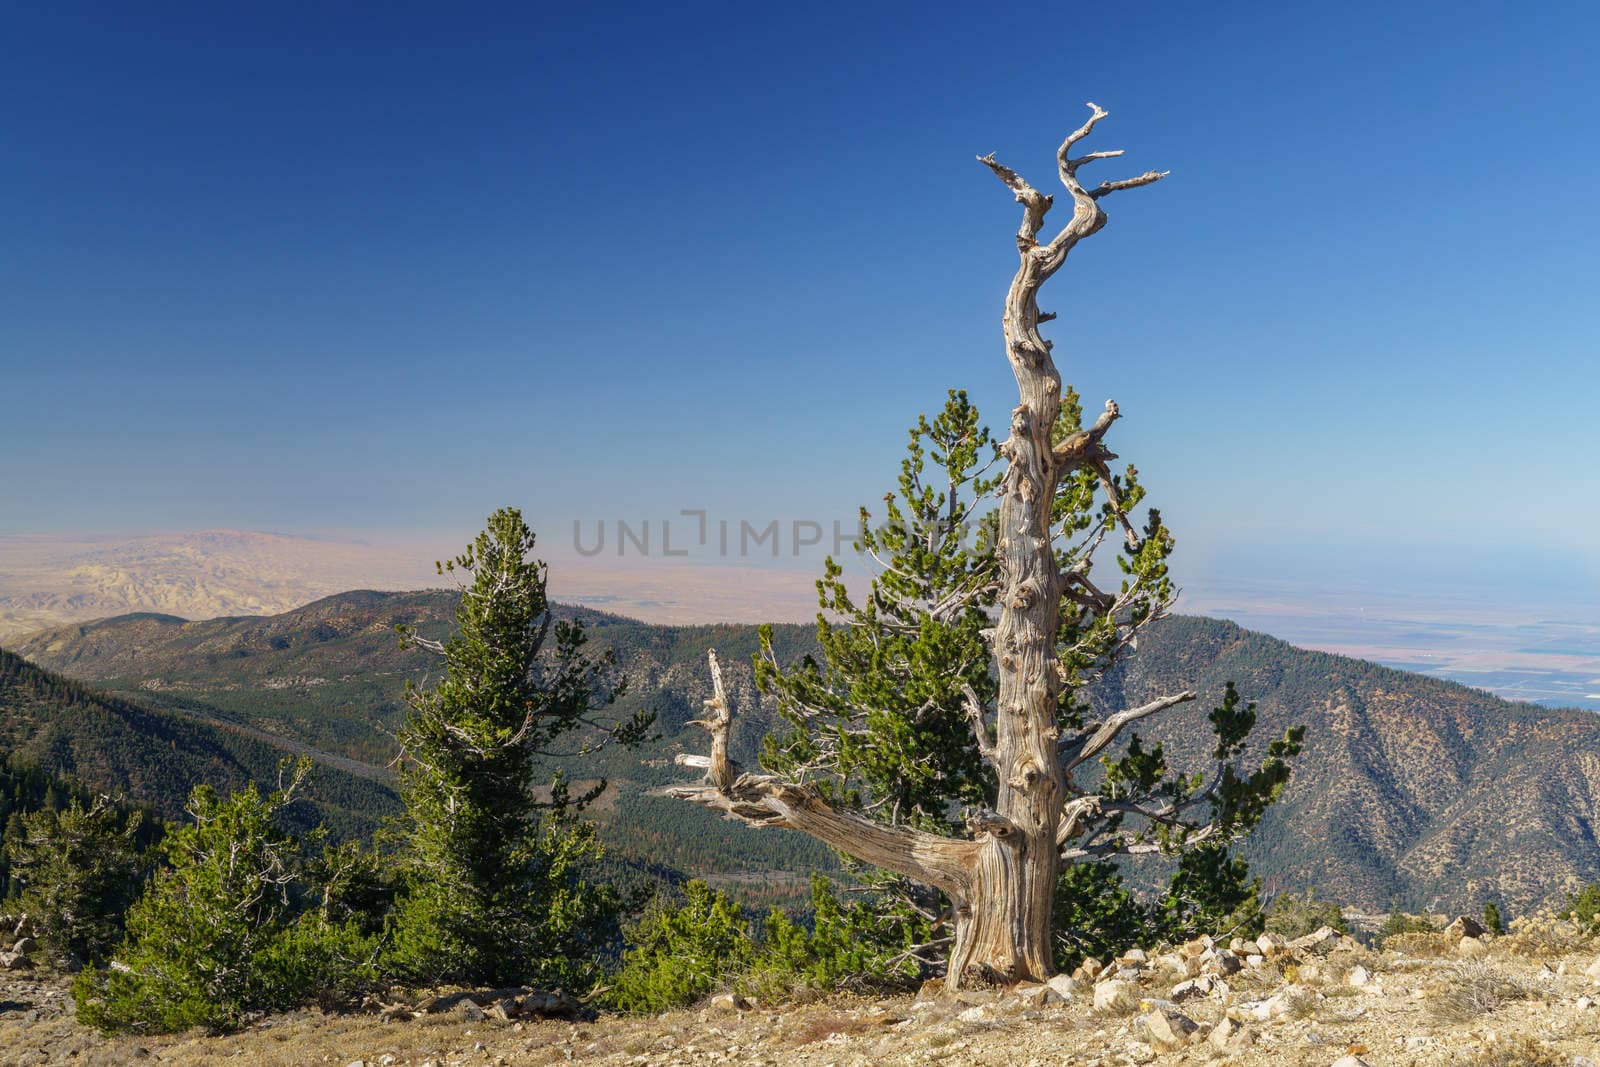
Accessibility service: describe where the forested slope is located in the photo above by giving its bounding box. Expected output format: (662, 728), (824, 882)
(0, 646), (398, 839)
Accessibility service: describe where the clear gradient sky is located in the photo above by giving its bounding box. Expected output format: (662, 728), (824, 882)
(3, 2), (1597, 610)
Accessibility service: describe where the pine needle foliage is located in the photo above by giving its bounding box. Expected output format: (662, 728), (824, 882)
(386, 507), (653, 988)
(610, 876), (922, 1013)
(72, 761), (375, 1034)
(6, 794), (149, 967)
(610, 880), (755, 1012)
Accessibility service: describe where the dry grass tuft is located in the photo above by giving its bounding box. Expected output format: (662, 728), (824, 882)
(1319, 948), (1377, 984)
(1455, 1035), (1567, 1067)
(790, 1011), (880, 1046)
(1427, 961), (1537, 1025)
(1385, 931), (1457, 958)
(1283, 987), (1321, 1020)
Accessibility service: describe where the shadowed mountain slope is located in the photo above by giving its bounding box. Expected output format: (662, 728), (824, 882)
(0, 645), (397, 839)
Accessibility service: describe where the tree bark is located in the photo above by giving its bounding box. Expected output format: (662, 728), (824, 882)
(946, 105), (1164, 985)
(944, 204), (1067, 987)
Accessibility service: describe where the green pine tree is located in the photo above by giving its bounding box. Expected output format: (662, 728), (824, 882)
(756, 390), (999, 964)
(1052, 861), (1149, 968)
(386, 507), (653, 988)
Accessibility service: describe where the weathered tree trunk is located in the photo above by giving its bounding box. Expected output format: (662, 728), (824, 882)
(944, 244), (1067, 983)
(669, 104), (1167, 990)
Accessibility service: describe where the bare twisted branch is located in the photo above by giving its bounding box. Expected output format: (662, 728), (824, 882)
(668, 650), (982, 897)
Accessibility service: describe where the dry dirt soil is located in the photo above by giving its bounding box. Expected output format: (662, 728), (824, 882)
(6, 933), (1600, 1067)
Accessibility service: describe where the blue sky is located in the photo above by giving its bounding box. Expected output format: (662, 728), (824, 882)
(2, 1), (1597, 610)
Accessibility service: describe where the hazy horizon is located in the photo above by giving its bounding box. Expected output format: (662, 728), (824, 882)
(3, 525), (1595, 712)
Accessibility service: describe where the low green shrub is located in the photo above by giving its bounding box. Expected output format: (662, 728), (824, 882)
(749, 876), (922, 999)
(6, 795), (150, 967)
(1055, 846), (1267, 970)
(1054, 861), (1150, 969)
(1264, 888), (1349, 940)
(72, 763), (378, 1034)
(610, 876), (925, 1013)
(609, 880), (755, 1012)
(1379, 910), (1437, 947)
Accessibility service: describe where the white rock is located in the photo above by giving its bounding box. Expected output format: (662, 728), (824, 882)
(1122, 1041), (1156, 1064)
(1139, 1008), (1198, 1049)
(1347, 964), (1372, 987)
(1585, 957), (1600, 980)
(1330, 1057), (1373, 1067)
(1245, 985), (1315, 1021)
(1093, 978), (1138, 1013)
(1045, 974), (1080, 1003)
(1288, 926), (1341, 954)
(1210, 1017), (1254, 1052)
(1242, 999), (1273, 1022)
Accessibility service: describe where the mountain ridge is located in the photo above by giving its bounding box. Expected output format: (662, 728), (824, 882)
(11, 589), (1600, 913)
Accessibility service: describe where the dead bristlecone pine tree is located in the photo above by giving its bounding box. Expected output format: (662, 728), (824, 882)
(670, 104), (1302, 989)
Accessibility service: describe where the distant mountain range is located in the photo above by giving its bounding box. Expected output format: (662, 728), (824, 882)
(10, 590), (1600, 914)
(0, 530), (439, 640)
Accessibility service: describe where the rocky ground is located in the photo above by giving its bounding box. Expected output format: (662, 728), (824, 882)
(5, 921), (1600, 1067)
